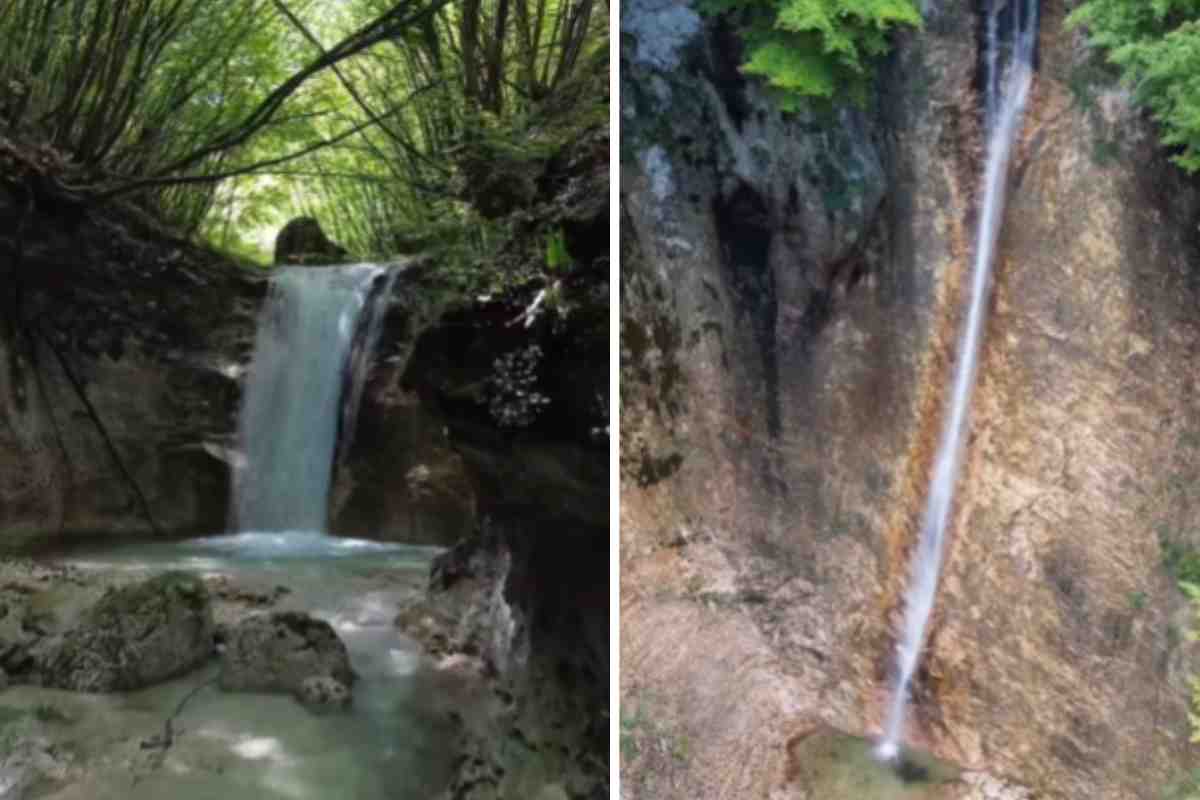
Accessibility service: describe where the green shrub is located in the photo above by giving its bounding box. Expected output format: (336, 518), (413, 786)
(697, 0), (923, 109)
(1068, 1), (1200, 172)
(1160, 533), (1200, 586)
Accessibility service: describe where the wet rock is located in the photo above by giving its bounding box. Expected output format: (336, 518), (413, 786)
(219, 612), (354, 697)
(296, 675), (352, 710)
(407, 522), (608, 800)
(32, 572), (213, 692)
(0, 734), (71, 797)
(621, 0), (701, 71)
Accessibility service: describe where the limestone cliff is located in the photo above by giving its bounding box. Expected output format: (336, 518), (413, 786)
(620, 1), (1200, 797)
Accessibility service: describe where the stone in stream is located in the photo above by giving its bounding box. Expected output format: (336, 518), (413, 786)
(218, 612), (355, 708)
(0, 735), (71, 798)
(296, 675), (352, 710)
(31, 572), (214, 692)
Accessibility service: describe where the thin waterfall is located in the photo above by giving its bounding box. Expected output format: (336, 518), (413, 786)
(232, 264), (393, 533)
(876, 0), (1038, 761)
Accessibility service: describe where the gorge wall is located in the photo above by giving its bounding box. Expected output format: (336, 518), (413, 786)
(0, 194), (261, 547)
(620, 1), (1200, 797)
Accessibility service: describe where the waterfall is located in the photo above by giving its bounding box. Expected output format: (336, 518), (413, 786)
(877, 0), (1038, 761)
(232, 264), (394, 533)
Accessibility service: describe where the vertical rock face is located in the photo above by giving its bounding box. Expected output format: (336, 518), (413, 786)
(621, 1), (1200, 797)
(0, 202), (263, 546)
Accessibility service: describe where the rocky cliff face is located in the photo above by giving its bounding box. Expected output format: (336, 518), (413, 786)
(620, 1), (1200, 798)
(0, 192), (262, 546)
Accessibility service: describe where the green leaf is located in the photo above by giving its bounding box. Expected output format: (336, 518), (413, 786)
(700, 0), (921, 108)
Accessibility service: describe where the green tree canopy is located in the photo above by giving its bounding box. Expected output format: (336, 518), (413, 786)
(0, 0), (607, 266)
(1068, 0), (1200, 172)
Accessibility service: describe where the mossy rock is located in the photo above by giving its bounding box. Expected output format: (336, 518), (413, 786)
(33, 572), (214, 692)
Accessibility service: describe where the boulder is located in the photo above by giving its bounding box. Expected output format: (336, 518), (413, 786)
(273, 216), (349, 265)
(296, 675), (352, 710)
(0, 734), (71, 798)
(33, 572), (213, 692)
(218, 612), (354, 698)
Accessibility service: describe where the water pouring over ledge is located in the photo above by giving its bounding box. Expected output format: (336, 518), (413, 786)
(876, 0), (1039, 762)
(232, 263), (397, 539)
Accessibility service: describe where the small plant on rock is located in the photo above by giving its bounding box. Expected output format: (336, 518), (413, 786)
(697, 0), (923, 108)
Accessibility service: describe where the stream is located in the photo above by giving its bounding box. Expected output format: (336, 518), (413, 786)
(1, 532), (481, 799)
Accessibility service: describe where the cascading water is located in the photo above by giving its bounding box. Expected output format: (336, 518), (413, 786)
(232, 264), (393, 533)
(876, 0), (1038, 761)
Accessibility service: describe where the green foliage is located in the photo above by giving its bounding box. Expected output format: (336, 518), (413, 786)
(1068, 0), (1200, 172)
(1160, 533), (1200, 586)
(697, 0), (922, 108)
(620, 703), (689, 765)
(1184, 582), (1200, 771)
(1164, 768), (1200, 800)
(545, 228), (572, 272)
(1128, 590), (1148, 610)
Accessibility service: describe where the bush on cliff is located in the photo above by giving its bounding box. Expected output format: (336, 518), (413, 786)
(1068, 0), (1200, 172)
(696, 0), (922, 109)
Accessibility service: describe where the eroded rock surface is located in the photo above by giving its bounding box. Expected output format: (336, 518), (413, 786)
(219, 611), (355, 701)
(35, 572), (212, 692)
(7, 571), (214, 693)
(0, 194), (262, 546)
(397, 524), (607, 800)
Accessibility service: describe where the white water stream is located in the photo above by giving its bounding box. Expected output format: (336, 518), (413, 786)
(877, 0), (1038, 760)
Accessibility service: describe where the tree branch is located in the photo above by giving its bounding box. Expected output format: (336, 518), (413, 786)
(92, 80), (448, 199)
(152, 0), (456, 179)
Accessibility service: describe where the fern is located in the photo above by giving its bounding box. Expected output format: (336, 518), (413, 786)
(700, 0), (922, 108)
(1068, 0), (1200, 172)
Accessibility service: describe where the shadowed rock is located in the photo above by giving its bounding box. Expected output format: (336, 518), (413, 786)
(219, 611), (354, 702)
(273, 216), (349, 265)
(296, 674), (352, 710)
